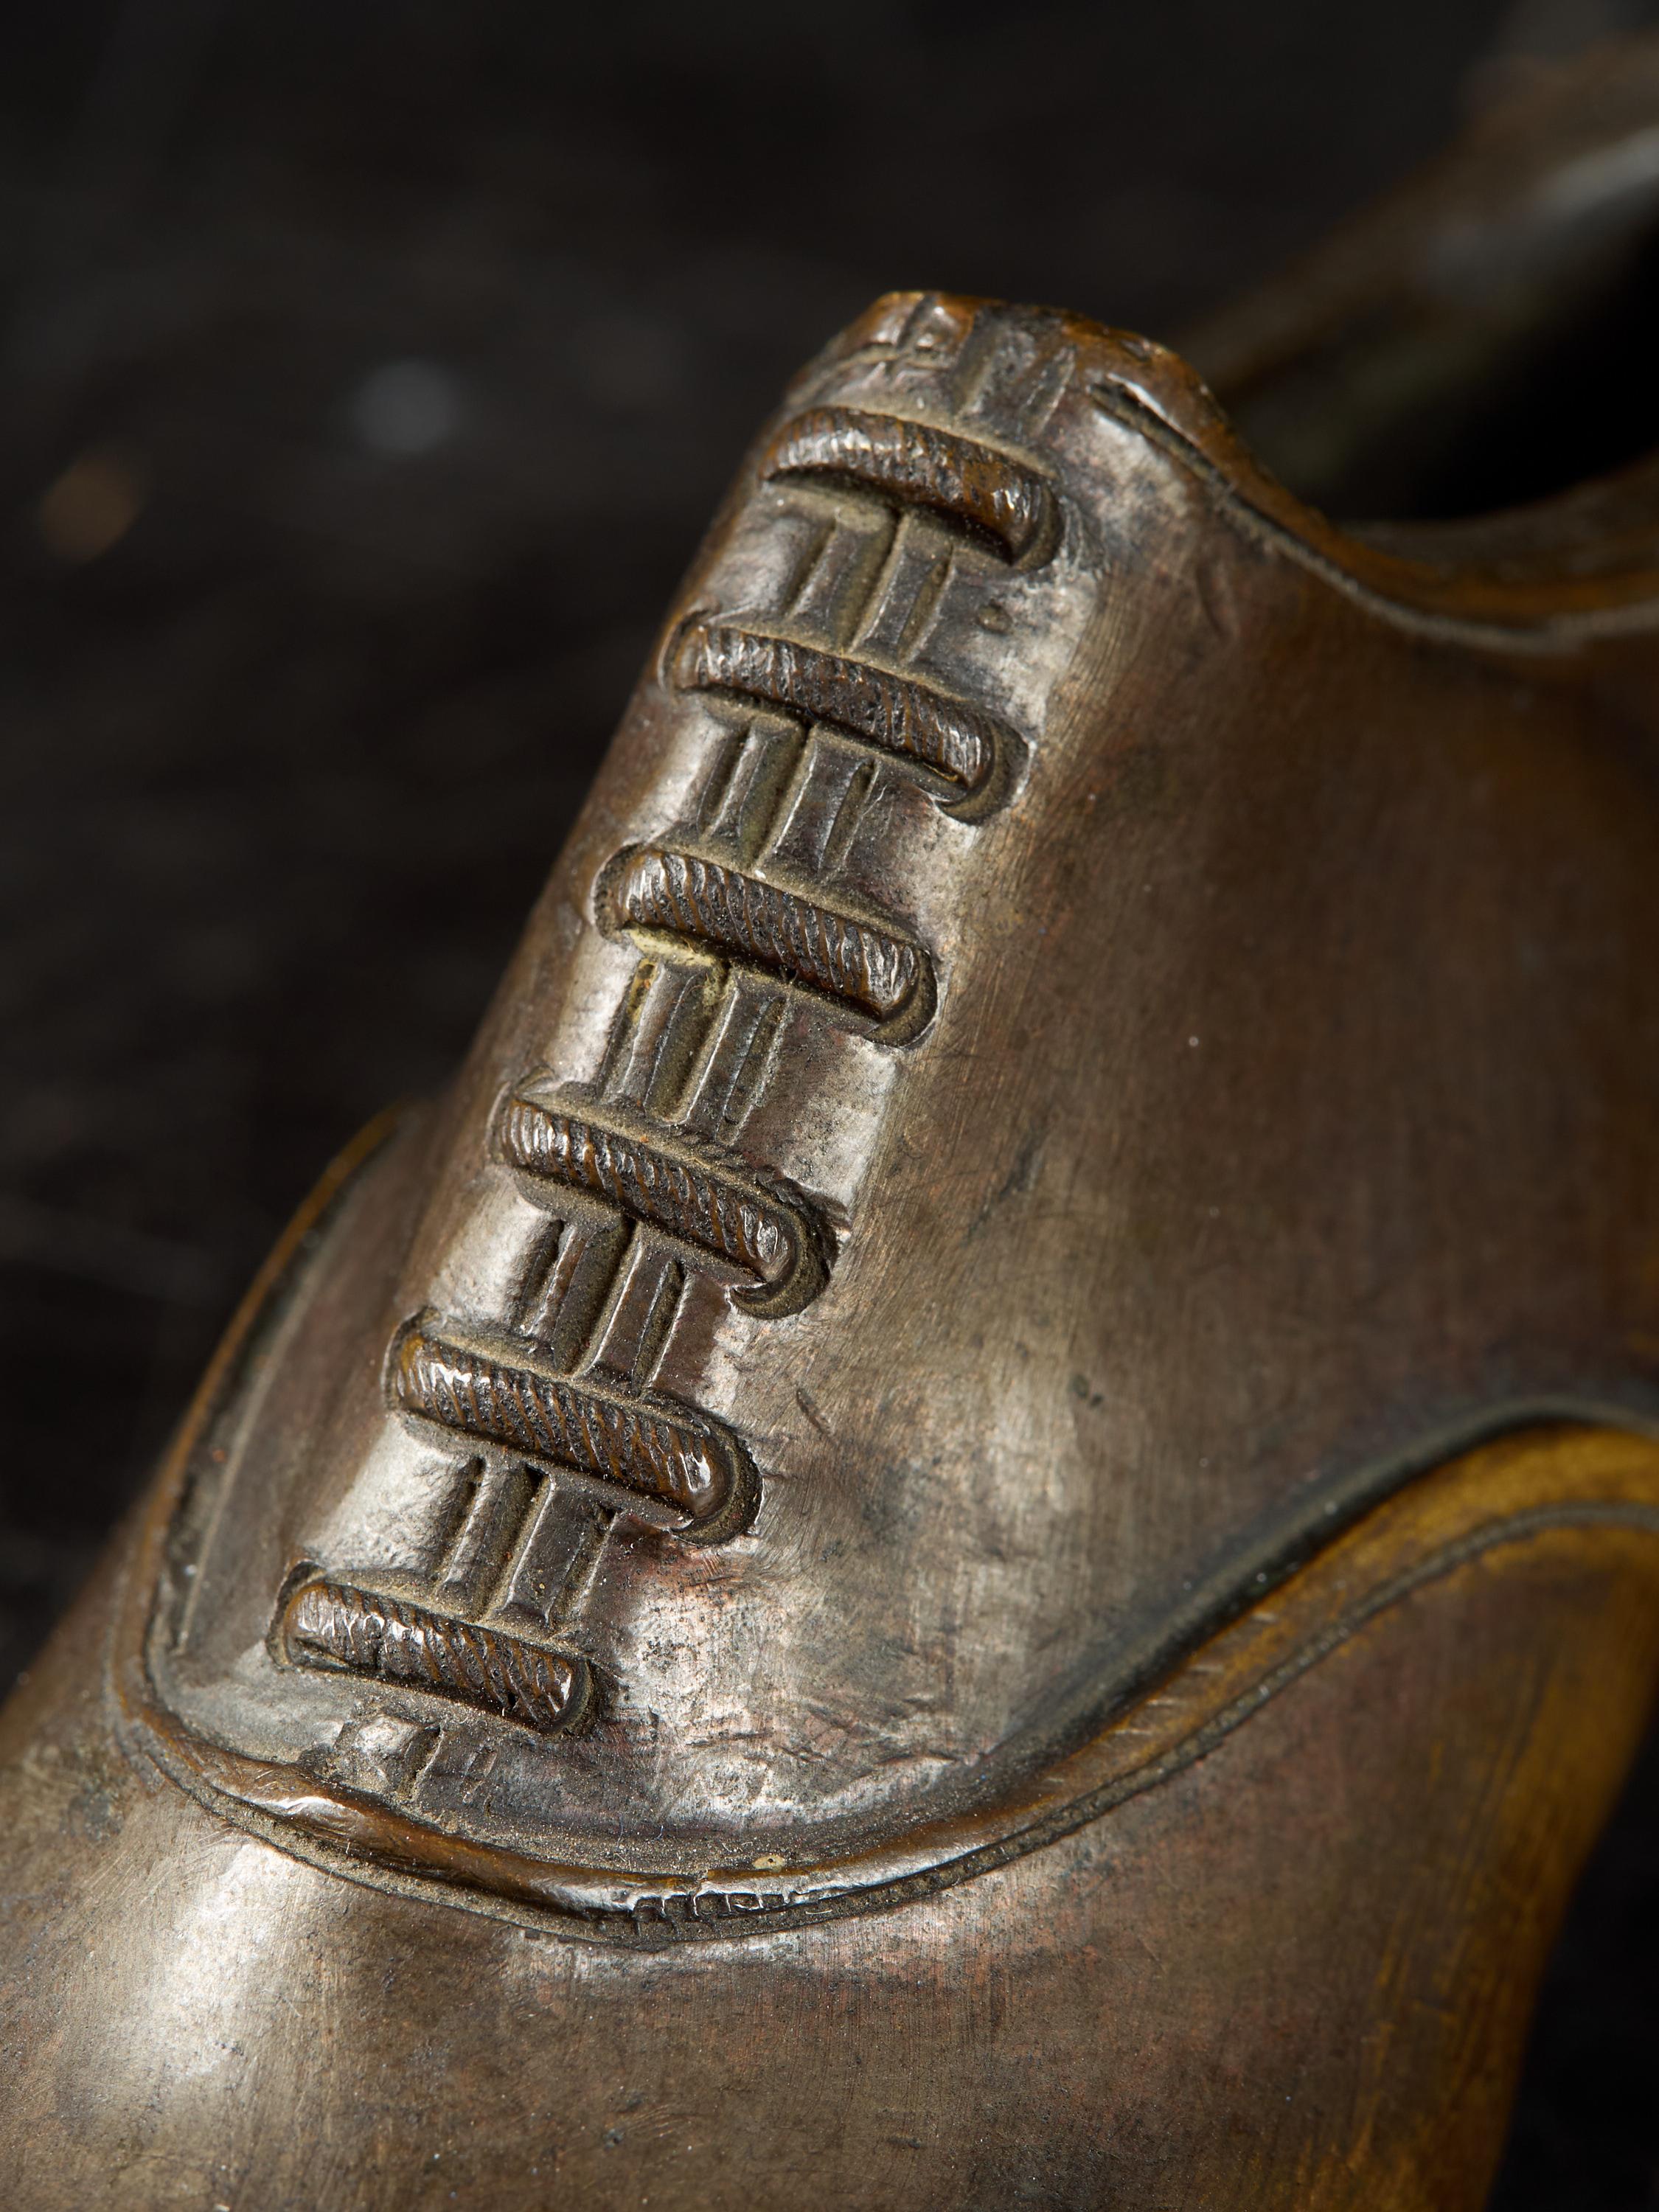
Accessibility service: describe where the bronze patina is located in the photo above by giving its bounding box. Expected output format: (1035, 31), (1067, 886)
(6, 43), (1659, 2209)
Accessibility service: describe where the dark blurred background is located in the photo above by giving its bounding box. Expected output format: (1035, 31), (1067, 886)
(4, 0), (1659, 2200)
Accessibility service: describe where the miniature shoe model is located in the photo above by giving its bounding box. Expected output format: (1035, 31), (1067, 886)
(7, 43), (1659, 2212)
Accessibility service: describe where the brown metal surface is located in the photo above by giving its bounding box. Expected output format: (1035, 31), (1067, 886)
(94, 282), (1659, 1907)
(6, 1431), (1659, 2207)
(7, 49), (1659, 2208)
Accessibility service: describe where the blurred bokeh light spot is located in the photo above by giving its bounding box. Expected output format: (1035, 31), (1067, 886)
(350, 358), (461, 455)
(37, 449), (147, 563)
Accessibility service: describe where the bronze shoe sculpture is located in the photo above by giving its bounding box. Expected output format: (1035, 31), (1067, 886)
(7, 44), (1659, 2211)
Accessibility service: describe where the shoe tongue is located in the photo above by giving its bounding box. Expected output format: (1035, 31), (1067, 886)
(122, 292), (1659, 1936)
